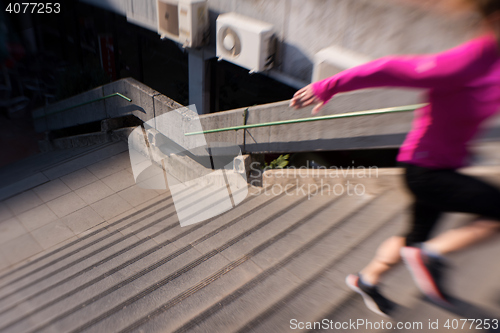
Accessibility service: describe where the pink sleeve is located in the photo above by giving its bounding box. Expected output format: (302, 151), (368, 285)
(312, 35), (499, 104)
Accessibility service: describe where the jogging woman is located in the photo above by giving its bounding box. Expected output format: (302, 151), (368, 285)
(290, 0), (500, 317)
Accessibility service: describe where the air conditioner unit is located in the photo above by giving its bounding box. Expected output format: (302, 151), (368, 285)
(312, 46), (371, 81)
(157, 0), (209, 48)
(216, 12), (276, 73)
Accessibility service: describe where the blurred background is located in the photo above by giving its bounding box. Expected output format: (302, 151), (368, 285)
(0, 2), (499, 332)
(0, 0), (485, 168)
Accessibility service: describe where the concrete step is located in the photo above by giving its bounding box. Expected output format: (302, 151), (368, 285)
(307, 216), (500, 333)
(187, 189), (410, 333)
(0, 184), (262, 323)
(300, 214), (416, 333)
(64, 188), (329, 333)
(126, 188), (374, 333)
(1, 161), (498, 332)
(0, 142), (114, 184)
(378, 227), (500, 333)
(0, 195), (178, 320)
(0, 191), (175, 291)
(31, 186), (307, 333)
(0, 184), (302, 332)
(0, 180), (243, 306)
(41, 141), (129, 181)
(43, 127), (134, 152)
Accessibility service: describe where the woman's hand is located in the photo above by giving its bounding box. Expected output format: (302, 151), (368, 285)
(289, 84), (324, 115)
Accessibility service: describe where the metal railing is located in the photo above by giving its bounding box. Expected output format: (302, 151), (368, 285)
(33, 92), (132, 120)
(184, 103), (427, 136)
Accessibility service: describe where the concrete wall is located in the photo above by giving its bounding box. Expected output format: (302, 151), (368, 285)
(215, 99), (416, 154)
(276, 0), (478, 82)
(196, 99), (500, 154)
(32, 73), (500, 155)
(38, 1), (494, 155)
(84, 0), (480, 83)
(33, 75), (418, 153)
(249, 104), (414, 154)
(212, 0), (478, 82)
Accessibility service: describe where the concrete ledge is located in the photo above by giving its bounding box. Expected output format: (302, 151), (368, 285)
(153, 94), (184, 126)
(242, 100), (415, 154)
(103, 78), (161, 123)
(51, 132), (111, 150)
(34, 86), (105, 132)
(189, 87), (421, 154)
(197, 107), (245, 147)
(39, 127), (133, 152)
(33, 78), (172, 133)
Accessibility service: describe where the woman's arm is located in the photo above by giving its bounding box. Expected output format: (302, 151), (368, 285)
(291, 35), (498, 113)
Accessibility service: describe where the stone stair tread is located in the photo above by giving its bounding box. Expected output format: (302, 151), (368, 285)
(190, 190), (407, 333)
(0, 186), (267, 322)
(0, 192), (175, 289)
(1, 134), (499, 333)
(4, 187), (285, 332)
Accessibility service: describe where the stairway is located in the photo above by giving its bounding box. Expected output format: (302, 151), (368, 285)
(0, 141), (499, 333)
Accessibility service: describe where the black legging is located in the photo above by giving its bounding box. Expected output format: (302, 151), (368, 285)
(401, 163), (500, 246)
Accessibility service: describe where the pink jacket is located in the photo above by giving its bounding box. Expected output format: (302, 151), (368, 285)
(312, 34), (500, 169)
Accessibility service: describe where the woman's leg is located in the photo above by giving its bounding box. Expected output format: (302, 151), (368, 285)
(349, 165), (500, 313)
(357, 218), (500, 285)
(402, 167), (500, 254)
(345, 169), (442, 317)
(424, 218), (500, 254)
(359, 196), (442, 285)
(359, 236), (405, 285)
(400, 168), (500, 304)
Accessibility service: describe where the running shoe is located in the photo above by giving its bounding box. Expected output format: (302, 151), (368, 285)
(345, 274), (395, 317)
(400, 246), (450, 306)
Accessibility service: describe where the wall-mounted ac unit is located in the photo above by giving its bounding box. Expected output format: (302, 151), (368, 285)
(157, 0), (209, 48)
(216, 12), (276, 73)
(312, 46), (371, 82)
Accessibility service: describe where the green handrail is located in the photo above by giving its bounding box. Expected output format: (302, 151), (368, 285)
(184, 103), (427, 136)
(33, 92), (132, 120)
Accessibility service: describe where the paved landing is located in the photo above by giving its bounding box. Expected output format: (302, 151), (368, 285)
(0, 141), (166, 271)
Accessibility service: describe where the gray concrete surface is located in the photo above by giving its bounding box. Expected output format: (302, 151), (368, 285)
(0, 141), (499, 333)
(75, 0), (482, 119)
(223, 100), (500, 154)
(83, 0), (480, 83)
(32, 85), (106, 133)
(0, 141), (165, 268)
